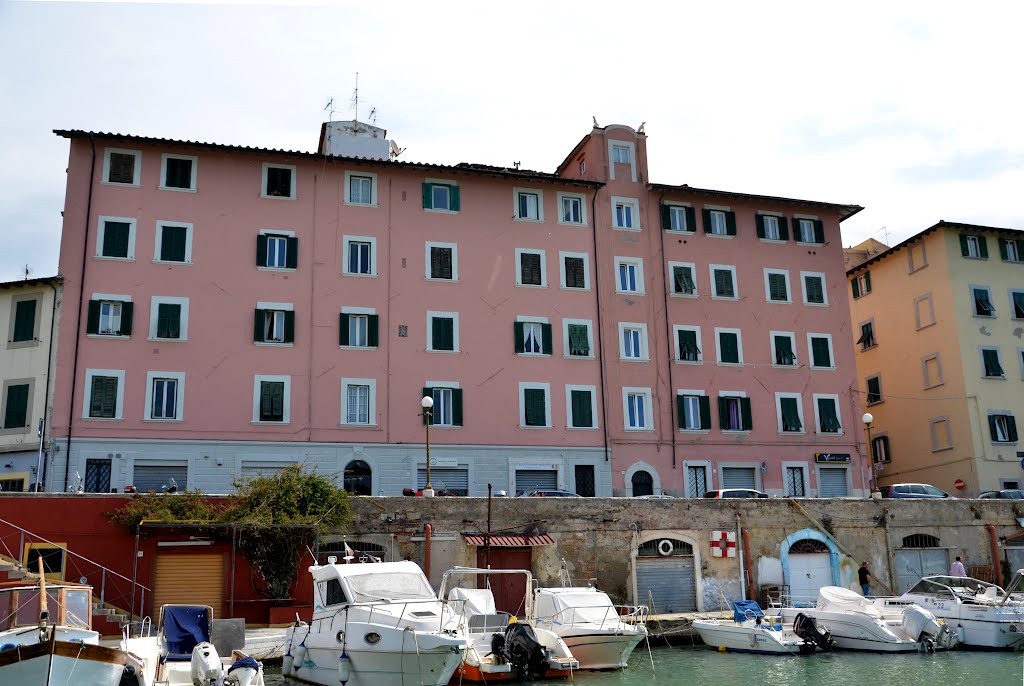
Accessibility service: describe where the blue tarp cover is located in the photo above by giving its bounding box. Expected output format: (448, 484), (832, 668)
(163, 606), (211, 659)
(733, 600), (764, 623)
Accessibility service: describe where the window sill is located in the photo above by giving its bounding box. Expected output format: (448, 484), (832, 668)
(158, 185), (197, 193)
(615, 290), (646, 296)
(557, 220), (588, 228)
(7, 340), (40, 349)
(931, 445), (954, 453)
(680, 429), (710, 434)
(866, 400), (884, 406)
(961, 255), (988, 261)
(519, 424), (552, 429)
(861, 345), (878, 352)
(87, 334), (130, 340)
(706, 233), (734, 239)
(425, 208), (459, 215)
(426, 277), (458, 283)
(795, 241), (824, 247)
(665, 229), (696, 235)
(81, 416), (123, 422)
(517, 352), (550, 358)
(513, 217), (543, 223)
(148, 337), (187, 343)
(621, 357), (650, 363)
(915, 321), (937, 331)
(251, 420), (289, 425)
(257, 266), (297, 272)
(100, 180), (140, 188)
(427, 424), (461, 430)
(567, 425), (598, 430)
(670, 292), (698, 298)
(339, 345), (378, 351)
(255, 341), (294, 347)
(923, 381), (945, 390)
(771, 364), (798, 369)
(427, 349), (459, 354)
(624, 427), (654, 432)
(982, 375), (1006, 380)
(992, 441), (1019, 446)
(716, 361), (743, 367)
(564, 354), (595, 360)
(260, 193), (296, 201)
(342, 272), (377, 278)
(816, 431), (844, 437)
(560, 285), (591, 292)
(780, 430), (806, 435)
(344, 201), (379, 208)
(339, 423), (379, 428)
(803, 301), (828, 307)
(767, 299), (793, 305)
(516, 283), (548, 289)
(809, 366), (835, 371)
(675, 359), (703, 365)
(759, 238), (786, 244)
(973, 314), (996, 319)
(143, 418), (183, 423)
(721, 429), (751, 434)
(154, 259), (192, 266)
(95, 255), (135, 262)
(710, 295), (738, 301)
(612, 225), (641, 232)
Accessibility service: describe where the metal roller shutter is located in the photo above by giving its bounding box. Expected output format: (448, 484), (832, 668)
(153, 553), (224, 619)
(132, 465), (187, 493)
(418, 468), (469, 495)
(895, 549), (948, 593)
(515, 469), (558, 494)
(818, 467), (849, 497)
(720, 467), (756, 489)
(636, 556), (696, 613)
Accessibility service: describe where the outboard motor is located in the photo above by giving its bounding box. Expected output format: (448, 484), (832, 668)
(190, 641), (224, 685)
(903, 605), (956, 651)
(793, 613), (833, 653)
(226, 655), (261, 686)
(489, 631), (506, 664)
(500, 622), (550, 680)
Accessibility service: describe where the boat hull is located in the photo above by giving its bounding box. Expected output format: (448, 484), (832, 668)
(0, 635), (127, 685)
(287, 644), (464, 686)
(560, 631), (645, 669)
(692, 621), (813, 655)
(776, 608), (938, 653)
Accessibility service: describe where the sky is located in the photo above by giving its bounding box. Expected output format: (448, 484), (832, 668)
(1, 0), (1022, 282)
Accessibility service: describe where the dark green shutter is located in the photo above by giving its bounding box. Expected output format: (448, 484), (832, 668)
(524, 388), (546, 426)
(367, 315), (379, 347)
(513, 321), (525, 353)
(999, 238), (1009, 260)
(157, 303), (180, 338)
(432, 318), (453, 350)
(3, 384), (29, 429)
(978, 235), (989, 258)
(725, 211), (737, 236)
(338, 313), (349, 346)
(959, 234), (970, 257)
(989, 415), (999, 441)
(285, 236), (298, 269)
(717, 397), (729, 429)
(572, 390), (592, 428)
(778, 216), (789, 240)
(661, 204), (672, 230)
(102, 221), (129, 258)
(701, 208), (712, 233)
(421, 387), (433, 425)
(698, 395), (711, 430)
(449, 186), (461, 212)
(119, 302), (133, 336)
(864, 271), (871, 292)
(812, 337), (831, 367)
(452, 389), (464, 426)
(422, 183), (432, 208)
(851, 278), (861, 299)
(254, 309), (266, 342)
(781, 397), (802, 432)
(283, 310), (295, 343)
(684, 206), (696, 233)
(740, 397), (752, 431)
(90, 376), (117, 418)
(541, 323), (553, 355)
(813, 220), (825, 244)
(720, 332), (738, 363)
(755, 214), (766, 239)
(676, 395), (686, 429)
(1008, 416), (1019, 443)
(256, 234), (268, 267)
(86, 300), (100, 335)
(13, 300), (36, 342)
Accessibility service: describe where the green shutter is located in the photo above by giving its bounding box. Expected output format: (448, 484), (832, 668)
(684, 206), (696, 233)
(284, 310), (295, 343)
(338, 313), (349, 346)
(812, 337), (831, 367)
(541, 323), (553, 355)
(851, 277), (861, 299)
(813, 220), (825, 244)
(676, 395), (686, 429)
(740, 397), (752, 431)
(717, 397), (729, 429)
(432, 317), (453, 350)
(102, 221), (129, 258)
(285, 236), (298, 269)
(256, 234), (268, 266)
(781, 397), (802, 432)
(720, 332), (738, 363)
(421, 387), (433, 425)
(3, 384), (29, 429)
(701, 208), (713, 233)
(1008, 416), (1019, 443)
(13, 300), (36, 342)
(367, 314), (379, 347)
(769, 273), (788, 301)
(863, 271), (871, 293)
(451, 389), (464, 426)
(725, 211), (737, 236)
(524, 388), (546, 426)
(422, 183), (432, 209)
(449, 185), (461, 212)
(959, 233), (970, 257)
(661, 204), (672, 230)
(513, 321), (525, 353)
(157, 303), (180, 339)
(119, 302), (133, 336)
(999, 238), (1009, 261)
(978, 235), (989, 258)
(86, 300), (100, 335)
(777, 216), (789, 241)
(988, 415), (999, 441)
(254, 309), (266, 342)
(698, 395), (711, 430)
(572, 390), (592, 428)
(755, 214), (766, 239)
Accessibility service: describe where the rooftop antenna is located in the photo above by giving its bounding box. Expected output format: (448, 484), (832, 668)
(23, 264), (30, 280)
(350, 72), (360, 122)
(324, 97), (335, 123)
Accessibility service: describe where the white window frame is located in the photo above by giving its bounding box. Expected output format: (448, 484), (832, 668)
(684, 460), (714, 497)
(425, 381), (460, 428)
(709, 264), (738, 300)
(770, 330), (798, 368)
(607, 140), (637, 182)
(559, 251), (590, 290)
(668, 261), (698, 297)
(718, 390), (749, 433)
(561, 318), (594, 359)
(866, 374), (883, 405)
(812, 393), (843, 435)
(677, 389), (707, 432)
(96, 216), (137, 260)
(852, 273), (871, 298)
(82, 368), (125, 420)
(964, 234), (983, 259)
(344, 171), (378, 207)
(708, 209), (729, 236)
(341, 377), (377, 426)
(518, 381), (552, 429)
(666, 203), (693, 233)
(615, 257), (645, 294)
(782, 462), (810, 497)
(775, 391), (805, 435)
(759, 213), (783, 241)
(1005, 239), (1022, 262)
(922, 353), (944, 389)
(800, 271), (828, 306)
(148, 296), (190, 342)
(144, 371), (185, 422)
(715, 327), (744, 365)
(342, 235), (377, 277)
(565, 384), (598, 430)
(427, 311), (460, 353)
(102, 148), (141, 186)
(515, 248), (547, 287)
(611, 196), (641, 231)
(673, 324), (703, 363)
(517, 316), (548, 356)
(795, 216), (818, 244)
(153, 221), (194, 264)
(258, 229), (295, 270)
(556, 192), (587, 226)
(425, 241), (458, 281)
(763, 268), (792, 304)
(424, 178), (458, 213)
(260, 162), (297, 200)
(1010, 288), (1024, 320)
(971, 284), (995, 318)
(252, 374), (291, 424)
(89, 293), (131, 338)
(989, 411), (1016, 443)
(979, 346), (1005, 379)
(159, 153), (198, 192)
(622, 386), (653, 431)
(618, 322), (649, 361)
(513, 187), (544, 222)
(807, 333), (835, 370)
(256, 301), (294, 346)
(340, 306), (376, 349)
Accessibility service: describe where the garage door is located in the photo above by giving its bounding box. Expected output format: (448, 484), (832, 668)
(895, 549), (948, 593)
(720, 467), (756, 489)
(515, 469), (558, 494)
(788, 553), (831, 604)
(153, 553), (224, 619)
(818, 467), (849, 497)
(417, 468), (468, 495)
(133, 464), (187, 493)
(635, 539), (696, 613)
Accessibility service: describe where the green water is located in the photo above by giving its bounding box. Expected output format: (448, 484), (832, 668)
(264, 647), (1023, 685)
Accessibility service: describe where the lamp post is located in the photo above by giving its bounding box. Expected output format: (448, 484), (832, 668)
(863, 412), (880, 498)
(421, 396), (435, 498)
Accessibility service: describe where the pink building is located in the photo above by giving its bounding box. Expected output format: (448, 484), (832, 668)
(48, 122), (863, 498)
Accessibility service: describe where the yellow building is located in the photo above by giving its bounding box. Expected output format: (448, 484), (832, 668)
(846, 222), (1024, 496)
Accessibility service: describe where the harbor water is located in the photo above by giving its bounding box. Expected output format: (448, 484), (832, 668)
(263, 646), (1024, 685)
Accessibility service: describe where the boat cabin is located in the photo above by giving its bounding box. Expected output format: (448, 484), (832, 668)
(310, 560), (436, 610)
(907, 576), (1005, 601)
(0, 581), (93, 631)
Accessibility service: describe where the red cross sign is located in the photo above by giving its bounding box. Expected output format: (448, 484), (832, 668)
(711, 530), (737, 558)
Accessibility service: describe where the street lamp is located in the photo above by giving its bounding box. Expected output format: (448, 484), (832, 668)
(862, 412), (880, 498)
(421, 396), (435, 498)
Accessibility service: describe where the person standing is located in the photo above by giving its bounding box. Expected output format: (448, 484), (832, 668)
(950, 556), (967, 576)
(858, 561), (872, 596)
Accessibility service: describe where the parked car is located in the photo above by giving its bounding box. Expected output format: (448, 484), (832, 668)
(518, 489), (582, 497)
(702, 489), (768, 499)
(878, 483), (954, 499)
(978, 489), (1024, 499)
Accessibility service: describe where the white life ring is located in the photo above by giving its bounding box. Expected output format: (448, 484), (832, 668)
(658, 539), (674, 556)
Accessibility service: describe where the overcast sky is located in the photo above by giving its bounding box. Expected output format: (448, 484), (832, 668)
(1, 0), (1021, 282)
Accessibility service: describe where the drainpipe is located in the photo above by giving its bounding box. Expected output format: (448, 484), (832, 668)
(38, 279), (58, 491)
(656, 192), (677, 471)
(423, 523), (432, 584)
(736, 514), (746, 600)
(64, 135), (97, 492)
(590, 187), (610, 468)
(987, 524), (1003, 587)
(741, 527), (756, 602)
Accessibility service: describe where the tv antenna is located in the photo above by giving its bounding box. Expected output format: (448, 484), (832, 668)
(350, 72), (360, 122)
(23, 264), (31, 280)
(324, 97), (335, 123)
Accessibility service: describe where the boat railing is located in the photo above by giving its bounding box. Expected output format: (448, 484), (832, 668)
(535, 603), (649, 629)
(0, 515), (150, 624)
(766, 591), (819, 609)
(341, 597), (453, 633)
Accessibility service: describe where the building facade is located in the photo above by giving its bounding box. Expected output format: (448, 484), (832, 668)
(847, 222), (1024, 494)
(0, 276), (61, 491)
(47, 123), (864, 497)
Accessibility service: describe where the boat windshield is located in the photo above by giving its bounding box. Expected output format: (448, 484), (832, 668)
(346, 572), (436, 603)
(909, 576), (1003, 598)
(551, 592), (617, 624)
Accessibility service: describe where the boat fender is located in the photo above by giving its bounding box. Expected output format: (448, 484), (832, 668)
(282, 652), (294, 675)
(338, 650), (352, 685)
(119, 664), (138, 686)
(658, 539), (674, 556)
(0, 644), (16, 652)
(293, 641), (306, 670)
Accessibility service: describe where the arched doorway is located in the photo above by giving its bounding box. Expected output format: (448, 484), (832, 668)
(780, 529), (840, 605)
(343, 460), (371, 495)
(635, 537), (697, 613)
(631, 470), (654, 497)
(895, 533), (948, 593)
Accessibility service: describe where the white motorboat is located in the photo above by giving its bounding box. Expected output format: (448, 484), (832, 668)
(532, 585), (648, 669)
(282, 558), (466, 686)
(120, 604), (265, 686)
(691, 600), (829, 655)
(439, 567), (578, 682)
(774, 586), (957, 652)
(892, 571), (1024, 649)
(0, 574), (129, 685)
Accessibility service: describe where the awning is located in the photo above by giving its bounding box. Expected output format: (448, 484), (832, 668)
(464, 534), (554, 547)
